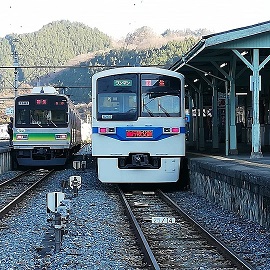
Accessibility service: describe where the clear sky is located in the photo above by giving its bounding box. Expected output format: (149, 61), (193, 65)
(0, 0), (269, 39)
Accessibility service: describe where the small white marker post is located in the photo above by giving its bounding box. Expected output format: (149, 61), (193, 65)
(69, 176), (82, 197)
(81, 160), (86, 171)
(73, 161), (81, 170)
(47, 192), (65, 213)
(46, 192), (66, 252)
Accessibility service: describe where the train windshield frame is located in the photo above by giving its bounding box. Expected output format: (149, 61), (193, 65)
(15, 95), (69, 128)
(96, 72), (182, 121)
(141, 74), (181, 117)
(96, 74), (138, 121)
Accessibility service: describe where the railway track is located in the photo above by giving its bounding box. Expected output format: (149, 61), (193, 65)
(118, 188), (255, 270)
(0, 169), (54, 218)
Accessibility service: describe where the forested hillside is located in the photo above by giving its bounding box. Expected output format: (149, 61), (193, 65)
(0, 20), (210, 121)
(0, 20), (111, 87)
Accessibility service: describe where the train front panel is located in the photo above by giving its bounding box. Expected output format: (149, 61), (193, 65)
(13, 92), (79, 166)
(92, 67), (185, 183)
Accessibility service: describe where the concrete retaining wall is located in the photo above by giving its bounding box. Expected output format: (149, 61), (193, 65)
(189, 158), (270, 229)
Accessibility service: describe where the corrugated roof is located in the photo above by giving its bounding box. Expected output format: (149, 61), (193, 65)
(170, 20), (270, 72)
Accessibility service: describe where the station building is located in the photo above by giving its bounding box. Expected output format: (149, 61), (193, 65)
(170, 20), (270, 158)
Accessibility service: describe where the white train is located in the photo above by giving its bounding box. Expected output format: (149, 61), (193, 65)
(91, 67), (186, 184)
(13, 86), (81, 167)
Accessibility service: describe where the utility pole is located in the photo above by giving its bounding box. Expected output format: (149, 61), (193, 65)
(13, 50), (19, 97)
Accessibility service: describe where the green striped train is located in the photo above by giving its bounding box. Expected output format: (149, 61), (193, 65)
(13, 86), (81, 167)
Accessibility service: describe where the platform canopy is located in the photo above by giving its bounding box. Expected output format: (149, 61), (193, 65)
(170, 21), (270, 158)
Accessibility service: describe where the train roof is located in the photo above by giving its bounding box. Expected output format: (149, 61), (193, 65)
(15, 86), (68, 100)
(92, 67), (185, 80)
(32, 86), (58, 94)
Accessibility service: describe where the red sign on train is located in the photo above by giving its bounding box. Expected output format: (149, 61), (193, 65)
(126, 130), (153, 138)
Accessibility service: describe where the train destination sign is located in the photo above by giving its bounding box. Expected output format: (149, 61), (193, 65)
(126, 130), (153, 138)
(114, 79), (132, 87)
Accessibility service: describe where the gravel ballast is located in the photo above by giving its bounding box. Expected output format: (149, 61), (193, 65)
(0, 168), (145, 270)
(0, 162), (269, 269)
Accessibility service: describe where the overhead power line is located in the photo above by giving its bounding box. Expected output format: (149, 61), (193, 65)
(0, 64), (166, 69)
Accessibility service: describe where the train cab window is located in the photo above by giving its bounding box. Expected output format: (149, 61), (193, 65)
(98, 94), (137, 113)
(141, 74), (181, 117)
(96, 74), (138, 121)
(30, 110), (49, 125)
(16, 109), (28, 125)
(51, 110), (67, 124)
(15, 95), (69, 127)
(29, 109), (67, 127)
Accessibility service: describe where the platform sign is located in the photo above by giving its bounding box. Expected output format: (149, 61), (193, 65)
(73, 161), (81, 169)
(152, 217), (175, 224)
(69, 176), (81, 189)
(47, 192), (65, 213)
(5, 107), (14, 115)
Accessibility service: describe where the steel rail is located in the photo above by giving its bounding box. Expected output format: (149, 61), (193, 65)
(157, 190), (255, 270)
(0, 170), (31, 188)
(0, 170), (54, 218)
(118, 187), (160, 270)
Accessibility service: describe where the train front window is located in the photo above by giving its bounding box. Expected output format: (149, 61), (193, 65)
(142, 95), (180, 117)
(98, 94), (137, 113)
(141, 74), (181, 117)
(97, 74), (138, 121)
(30, 109), (67, 127)
(16, 109), (67, 127)
(15, 95), (68, 127)
(17, 109), (27, 125)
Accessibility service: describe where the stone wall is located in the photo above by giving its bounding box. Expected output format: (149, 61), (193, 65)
(189, 158), (270, 229)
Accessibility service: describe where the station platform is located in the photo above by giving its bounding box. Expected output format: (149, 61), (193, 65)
(186, 144), (270, 231)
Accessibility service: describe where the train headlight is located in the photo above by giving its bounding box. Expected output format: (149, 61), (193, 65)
(171, 127), (180, 133)
(163, 127), (180, 134)
(55, 134), (67, 140)
(99, 127), (107, 134)
(16, 134), (28, 140)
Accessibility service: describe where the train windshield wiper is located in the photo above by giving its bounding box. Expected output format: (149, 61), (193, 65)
(49, 120), (57, 127)
(143, 96), (155, 117)
(158, 103), (170, 117)
(30, 115), (42, 127)
(143, 104), (154, 117)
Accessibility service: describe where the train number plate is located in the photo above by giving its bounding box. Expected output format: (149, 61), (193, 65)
(126, 130), (153, 138)
(152, 217), (175, 224)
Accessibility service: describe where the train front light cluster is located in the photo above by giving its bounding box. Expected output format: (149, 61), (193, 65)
(163, 127), (180, 134)
(16, 134), (28, 140)
(55, 134), (67, 140)
(98, 127), (116, 134)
